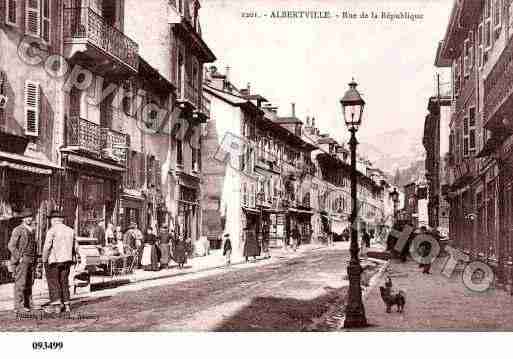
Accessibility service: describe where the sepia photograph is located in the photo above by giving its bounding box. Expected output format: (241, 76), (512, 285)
(0, 0), (512, 354)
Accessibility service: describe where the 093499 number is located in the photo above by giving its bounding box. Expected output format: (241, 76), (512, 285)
(32, 342), (63, 351)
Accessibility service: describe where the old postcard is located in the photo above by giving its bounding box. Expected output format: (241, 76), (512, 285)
(0, 0), (510, 354)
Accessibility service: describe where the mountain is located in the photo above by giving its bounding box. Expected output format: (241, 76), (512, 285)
(358, 128), (426, 183)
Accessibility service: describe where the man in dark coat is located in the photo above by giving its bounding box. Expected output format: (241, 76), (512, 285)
(159, 224), (171, 269)
(90, 220), (106, 247)
(8, 209), (37, 313)
(223, 233), (232, 266)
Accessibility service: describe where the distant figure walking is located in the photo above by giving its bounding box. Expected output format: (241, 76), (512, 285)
(174, 236), (187, 269)
(159, 224), (171, 269)
(223, 233), (232, 266)
(291, 226), (300, 252)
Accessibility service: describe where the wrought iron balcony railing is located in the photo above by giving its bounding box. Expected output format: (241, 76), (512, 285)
(100, 127), (129, 165)
(63, 7), (139, 71)
(177, 81), (200, 109)
(66, 116), (129, 165)
(201, 93), (211, 118)
(66, 116), (102, 153)
(484, 36), (513, 127)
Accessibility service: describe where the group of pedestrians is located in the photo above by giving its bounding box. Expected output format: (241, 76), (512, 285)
(221, 225), (272, 266)
(118, 222), (189, 271)
(8, 209), (78, 314)
(6, 208), (194, 315)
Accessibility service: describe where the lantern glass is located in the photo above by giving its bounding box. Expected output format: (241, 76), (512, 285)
(340, 80), (365, 131)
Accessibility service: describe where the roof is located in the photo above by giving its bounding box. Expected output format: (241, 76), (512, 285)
(316, 136), (338, 145)
(274, 116), (303, 124)
(138, 56), (175, 92)
(203, 84), (248, 106)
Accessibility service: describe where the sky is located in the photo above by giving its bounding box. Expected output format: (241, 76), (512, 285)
(199, 0), (453, 145)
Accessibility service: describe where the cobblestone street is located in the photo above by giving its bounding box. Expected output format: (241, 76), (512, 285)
(0, 246), (354, 331)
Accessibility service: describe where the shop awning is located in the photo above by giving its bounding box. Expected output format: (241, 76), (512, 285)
(66, 154), (125, 172)
(289, 208), (313, 215)
(0, 161), (52, 175)
(242, 206), (260, 214)
(0, 150), (60, 175)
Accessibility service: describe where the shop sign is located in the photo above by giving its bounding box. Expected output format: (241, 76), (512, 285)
(111, 144), (128, 163)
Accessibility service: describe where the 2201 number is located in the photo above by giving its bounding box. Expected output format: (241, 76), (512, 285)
(32, 341), (63, 350)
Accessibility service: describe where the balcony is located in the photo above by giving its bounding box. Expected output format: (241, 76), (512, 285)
(66, 116), (129, 165)
(177, 81), (201, 109)
(483, 36), (513, 131)
(63, 7), (139, 73)
(201, 93), (211, 119)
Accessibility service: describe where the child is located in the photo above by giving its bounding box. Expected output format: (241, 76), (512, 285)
(223, 233), (232, 266)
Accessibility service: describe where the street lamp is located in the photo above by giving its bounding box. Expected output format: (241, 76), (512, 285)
(340, 79), (367, 328)
(390, 187), (400, 220)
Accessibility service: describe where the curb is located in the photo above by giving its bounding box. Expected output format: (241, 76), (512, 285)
(304, 255), (390, 331)
(0, 244), (332, 311)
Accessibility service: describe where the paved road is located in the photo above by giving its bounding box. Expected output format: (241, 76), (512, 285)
(0, 248), (350, 331)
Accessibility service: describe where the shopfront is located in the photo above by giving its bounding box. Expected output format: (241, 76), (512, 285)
(289, 208), (313, 244)
(177, 185), (200, 241)
(61, 153), (124, 237)
(0, 152), (60, 283)
(268, 210), (286, 247)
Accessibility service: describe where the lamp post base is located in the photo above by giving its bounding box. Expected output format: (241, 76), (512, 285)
(343, 260), (367, 328)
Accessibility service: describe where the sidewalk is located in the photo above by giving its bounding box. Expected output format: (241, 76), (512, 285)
(357, 258), (513, 331)
(0, 242), (341, 312)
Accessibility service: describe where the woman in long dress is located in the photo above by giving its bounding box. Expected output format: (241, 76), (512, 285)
(142, 228), (159, 271)
(159, 224), (171, 269)
(174, 236), (187, 269)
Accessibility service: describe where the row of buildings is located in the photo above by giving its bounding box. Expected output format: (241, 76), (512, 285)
(0, 0), (394, 270)
(201, 67), (396, 258)
(428, 0), (513, 289)
(0, 0), (214, 270)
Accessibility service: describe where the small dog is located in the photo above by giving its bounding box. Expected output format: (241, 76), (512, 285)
(379, 286), (406, 313)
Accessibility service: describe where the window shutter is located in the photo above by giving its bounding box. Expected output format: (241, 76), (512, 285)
(25, 0), (41, 37)
(24, 80), (40, 136)
(155, 159), (161, 190)
(5, 0), (17, 26)
(41, 0), (50, 42)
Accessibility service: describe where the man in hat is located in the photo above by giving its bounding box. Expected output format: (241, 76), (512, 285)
(123, 221), (144, 268)
(158, 224), (171, 269)
(8, 209), (37, 313)
(42, 210), (79, 313)
(222, 233), (232, 266)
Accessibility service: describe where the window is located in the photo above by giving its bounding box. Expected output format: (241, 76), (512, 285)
(509, 1), (513, 38)
(176, 139), (183, 166)
(485, 18), (492, 49)
(464, 37), (472, 77)
(24, 80), (40, 136)
(6, 0), (18, 26)
(177, 50), (184, 96)
(469, 107), (476, 155)
(478, 23), (484, 68)
(453, 58), (461, 97)
(494, 0), (501, 32)
(463, 116), (469, 157)
(24, 0), (50, 42)
(41, 0), (50, 42)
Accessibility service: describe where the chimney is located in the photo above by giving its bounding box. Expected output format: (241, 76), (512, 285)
(306, 116), (311, 127)
(225, 66), (231, 81)
(291, 103), (296, 117)
(312, 117), (315, 128)
(247, 82), (251, 95)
